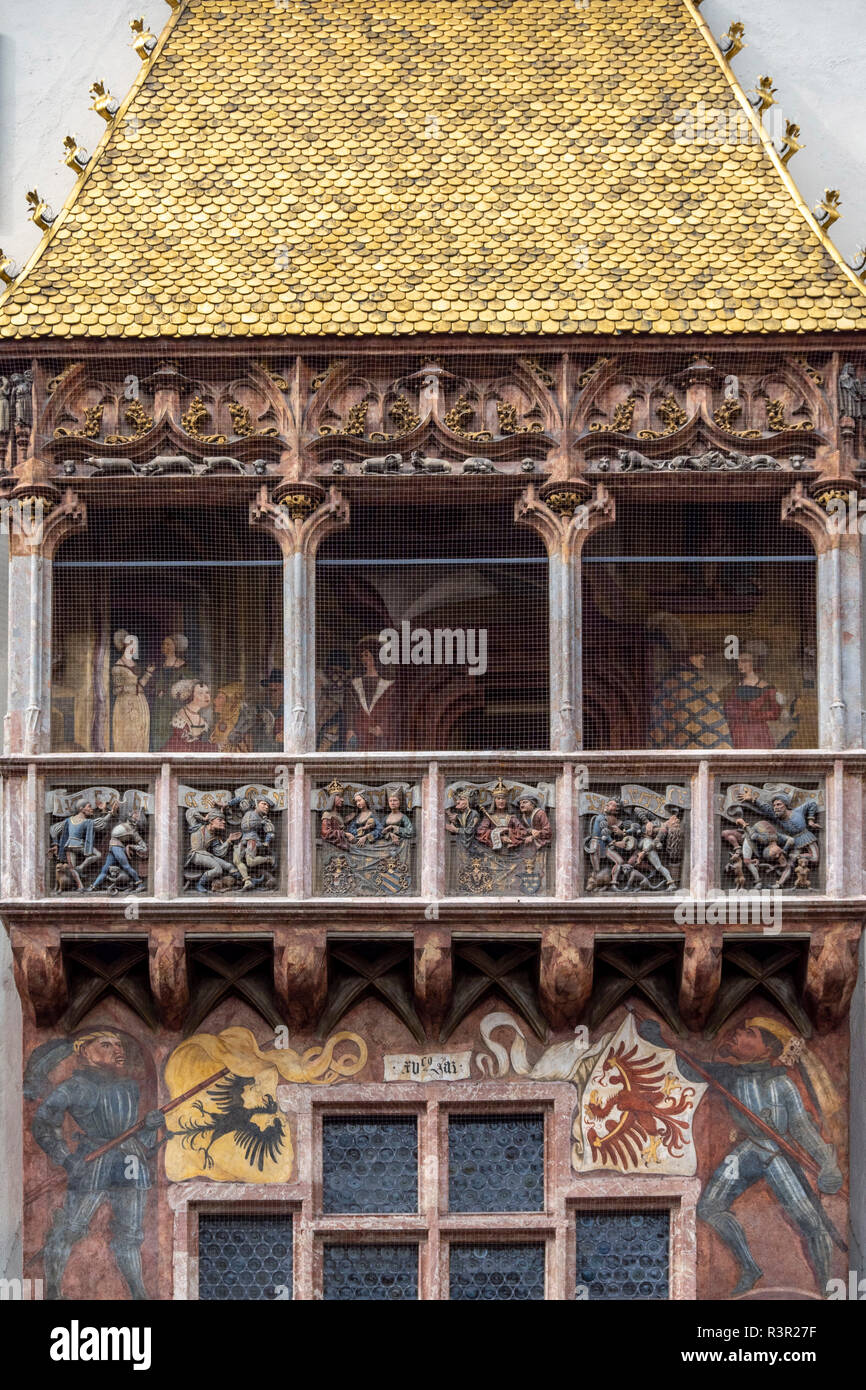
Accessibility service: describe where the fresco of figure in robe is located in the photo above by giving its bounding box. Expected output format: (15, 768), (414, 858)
(111, 630), (154, 751)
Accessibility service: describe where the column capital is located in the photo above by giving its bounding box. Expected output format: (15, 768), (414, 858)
(781, 479), (860, 555)
(249, 481), (348, 557)
(515, 480), (614, 560)
(6, 463), (85, 557)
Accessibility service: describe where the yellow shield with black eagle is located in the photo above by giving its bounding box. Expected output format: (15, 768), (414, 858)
(164, 1026), (367, 1182)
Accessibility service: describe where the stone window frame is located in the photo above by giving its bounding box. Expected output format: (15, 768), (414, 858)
(170, 1082), (699, 1300)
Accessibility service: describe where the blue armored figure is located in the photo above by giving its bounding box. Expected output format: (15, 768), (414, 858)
(27, 1029), (163, 1300)
(641, 1016), (842, 1296)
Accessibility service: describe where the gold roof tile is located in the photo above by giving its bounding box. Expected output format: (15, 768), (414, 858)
(1, 0), (864, 338)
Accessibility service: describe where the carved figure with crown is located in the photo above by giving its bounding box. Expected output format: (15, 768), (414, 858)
(445, 777), (554, 895)
(313, 779), (419, 895)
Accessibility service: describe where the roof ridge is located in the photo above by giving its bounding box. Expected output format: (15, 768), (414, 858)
(683, 0), (866, 301)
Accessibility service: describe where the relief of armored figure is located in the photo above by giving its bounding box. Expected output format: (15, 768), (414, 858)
(838, 361), (862, 420)
(223, 793), (278, 888)
(184, 808), (244, 894)
(722, 786), (821, 891)
(12, 368), (34, 441)
(87, 802), (148, 893)
(584, 789), (687, 893)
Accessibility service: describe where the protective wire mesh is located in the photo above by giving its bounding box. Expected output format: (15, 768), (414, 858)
(575, 1208), (670, 1301)
(316, 500), (548, 750)
(52, 507), (283, 753)
(49, 468), (819, 755)
(321, 1115), (418, 1214)
(449, 1242), (546, 1301)
(197, 1213), (293, 1301)
(448, 1114), (545, 1212)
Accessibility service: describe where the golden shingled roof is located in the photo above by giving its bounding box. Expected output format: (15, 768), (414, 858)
(2, 0), (865, 339)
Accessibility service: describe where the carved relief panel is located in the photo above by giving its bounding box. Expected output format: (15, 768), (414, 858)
(312, 778), (420, 896)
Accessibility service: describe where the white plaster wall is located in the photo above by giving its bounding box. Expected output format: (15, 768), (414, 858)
(0, 1), (865, 264)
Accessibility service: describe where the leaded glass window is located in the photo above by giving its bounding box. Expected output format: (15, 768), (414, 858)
(198, 1213), (292, 1301)
(575, 1208), (670, 1300)
(448, 1113), (545, 1212)
(323, 1243), (418, 1301)
(449, 1242), (545, 1301)
(321, 1114), (418, 1213)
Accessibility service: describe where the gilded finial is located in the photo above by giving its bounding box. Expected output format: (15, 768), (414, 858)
(164, 0), (182, 8)
(750, 76), (777, 119)
(0, 249), (19, 286)
(90, 81), (120, 122)
(814, 189), (841, 230)
(26, 190), (56, 231)
(326, 778), (345, 797)
(63, 135), (90, 173)
(130, 17), (158, 60)
(719, 21), (745, 61)
(779, 120), (803, 166)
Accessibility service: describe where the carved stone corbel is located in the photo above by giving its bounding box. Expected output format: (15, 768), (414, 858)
(539, 924), (593, 1030)
(803, 924), (860, 1032)
(11, 925), (68, 1025)
(7, 463), (86, 560)
(274, 927), (328, 1032)
(148, 927), (189, 1031)
(413, 926), (452, 1036)
(678, 930), (723, 1032)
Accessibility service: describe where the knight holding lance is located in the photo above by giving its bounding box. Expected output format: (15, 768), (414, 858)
(28, 1030), (164, 1300)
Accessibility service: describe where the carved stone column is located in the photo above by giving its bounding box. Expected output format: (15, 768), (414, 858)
(516, 482), (614, 751)
(274, 927), (327, 1032)
(4, 462), (85, 754)
(413, 925), (452, 1037)
(803, 924), (860, 1032)
(11, 924), (68, 1025)
(782, 483), (863, 749)
(539, 924), (593, 1030)
(678, 929), (723, 1032)
(148, 927), (189, 1031)
(250, 483), (348, 754)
